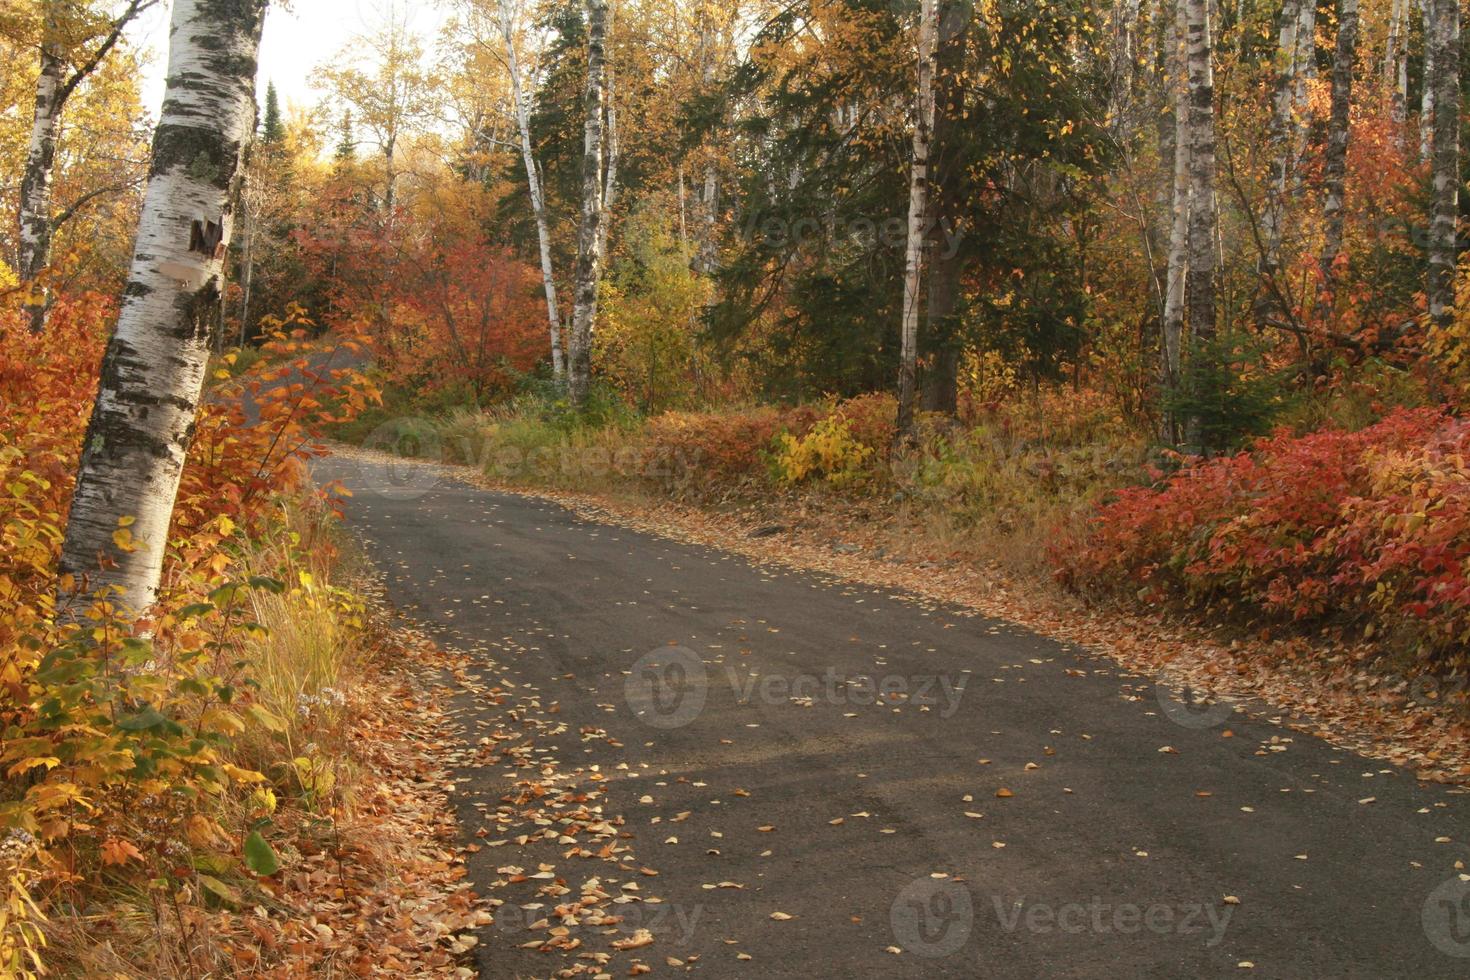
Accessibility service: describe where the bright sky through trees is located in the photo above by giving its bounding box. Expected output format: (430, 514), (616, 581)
(131, 0), (448, 117)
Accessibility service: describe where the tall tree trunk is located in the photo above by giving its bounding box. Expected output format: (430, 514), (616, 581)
(18, 34), (64, 336)
(1260, 0), (1302, 281)
(919, 0), (971, 416)
(1427, 0), (1460, 328)
(896, 0), (939, 442)
(1163, 0), (1190, 391)
(1421, 0), (1436, 161)
(920, 250), (962, 414)
(237, 192), (255, 347)
(1184, 0), (1218, 448)
(1318, 0), (1358, 301)
(567, 0), (609, 409)
(677, 165), (689, 253)
(500, 0), (565, 378)
(383, 135), (397, 215)
(19, 0), (153, 334)
(1385, 0), (1407, 124)
(598, 29), (620, 262)
(1291, 0), (1317, 184)
(698, 170), (718, 273)
(58, 0), (267, 616)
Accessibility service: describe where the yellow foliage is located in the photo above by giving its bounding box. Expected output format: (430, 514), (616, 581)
(772, 416), (875, 487)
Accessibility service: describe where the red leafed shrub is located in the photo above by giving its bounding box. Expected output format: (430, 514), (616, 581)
(642, 405), (819, 496)
(1054, 408), (1470, 660)
(831, 392), (897, 450)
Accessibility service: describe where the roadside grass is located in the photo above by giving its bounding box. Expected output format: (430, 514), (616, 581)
(338, 385), (1150, 583)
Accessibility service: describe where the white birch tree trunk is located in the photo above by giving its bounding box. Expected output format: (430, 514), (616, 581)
(237, 191), (255, 346)
(1421, 0), (1436, 161)
(18, 0), (153, 335)
(1163, 0), (1190, 387)
(698, 169), (718, 273)
(1318, 0), (1358, 300)
(1290, 0), (1316, 185)
(1385, 0), (1406, 124)
(567, 0), (609, 409)
(896, 0), (938, 442)
(18, 36), (63, 336)
(1260, 0), (1301, 288)
(59, 0), (268, 617)
(1183, 0), (1218, 449)
(677, 165), (689, 253)
(598, 26), (620, 262)
(1427, 0), (1460, 328)
(499, 0), (565, 378)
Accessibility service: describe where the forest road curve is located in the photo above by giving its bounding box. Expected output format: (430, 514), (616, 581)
(317, 450), (1470, 980)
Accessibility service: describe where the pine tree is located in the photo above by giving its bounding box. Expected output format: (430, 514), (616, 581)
(262, 80), (284, 144)
(335, 110), (356, 162)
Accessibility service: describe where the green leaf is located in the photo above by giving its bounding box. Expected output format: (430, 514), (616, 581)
(115, 705), (170, 731)
(245, 704), (286, 733)
(197, 873), (243, 908)
(242, 831), (279, 876)
(208, 583), (245, 609)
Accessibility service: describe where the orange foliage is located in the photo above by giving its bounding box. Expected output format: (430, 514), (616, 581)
(0, 295), (374, 895)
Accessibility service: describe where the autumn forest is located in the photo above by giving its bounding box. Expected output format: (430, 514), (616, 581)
(3, 0), (1470, 975)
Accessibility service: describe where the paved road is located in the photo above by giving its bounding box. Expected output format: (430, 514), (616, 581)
(320, 453), (1470, 979)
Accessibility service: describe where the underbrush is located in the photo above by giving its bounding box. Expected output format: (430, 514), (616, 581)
(349, 382), (1149, 578)
(1055, 407), (1470, 668)
(0, 298), (452, 976)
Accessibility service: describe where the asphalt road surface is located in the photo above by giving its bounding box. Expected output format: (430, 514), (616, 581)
(319, 452), (1470, 980)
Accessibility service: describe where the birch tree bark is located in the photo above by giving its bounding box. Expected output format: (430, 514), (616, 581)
(1427, 0), (1460, 329)
(896, 0), (939, 442)
(566, 0), (609, 409)
(59, 0), (268, 616)
(1183, 0), (1217, 448)
(1421, 0), (1436, 161)
(18, 32), (64, 336)
(1162, 0), (1190, 388)
(499, 0), (565, 377)
(1318, 0), (1358, 300)
(1260, 0), (1301, 280)
(18, 0), (154, 335)
(598, 17), (620, 263)
(1385, 0), (1406, 124)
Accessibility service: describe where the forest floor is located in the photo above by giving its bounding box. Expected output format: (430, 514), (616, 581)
(317, 445), (1470, 978)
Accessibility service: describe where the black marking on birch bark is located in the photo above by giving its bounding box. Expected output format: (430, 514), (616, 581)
(183, 279), (223, 342)
(149, 125), (243, 186)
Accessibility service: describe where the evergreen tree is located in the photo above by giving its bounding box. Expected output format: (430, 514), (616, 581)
(261, 80), (285, 144)
(334, 110), (356, 162)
